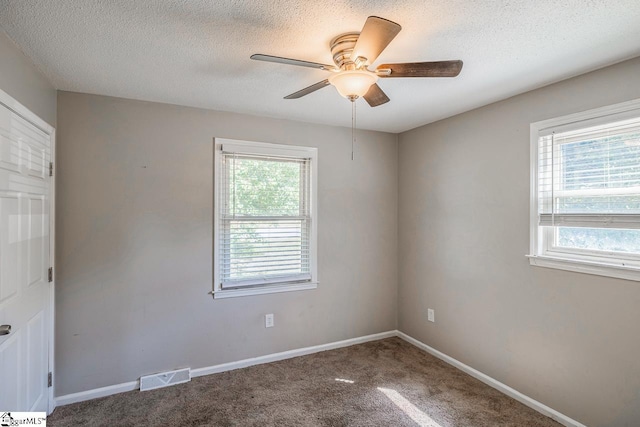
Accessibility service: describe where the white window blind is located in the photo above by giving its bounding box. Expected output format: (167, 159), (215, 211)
(530, 101), (640, 281)
(219, 150), (312, 289)
(537, 115), (640, 229)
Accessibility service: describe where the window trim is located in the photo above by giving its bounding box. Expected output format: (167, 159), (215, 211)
(529, 98), (640, 282)
(213, 138), (318, 298)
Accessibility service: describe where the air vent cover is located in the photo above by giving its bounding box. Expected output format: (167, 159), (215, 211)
(140, 367), (191, 391)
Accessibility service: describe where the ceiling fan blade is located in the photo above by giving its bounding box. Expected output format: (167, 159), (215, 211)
(363, 84), (390, 107)
(351, 16), (401, 66)
(251, 54), (337, 71)
(377, 60), (463, 77)
(284, 79), (331, 99)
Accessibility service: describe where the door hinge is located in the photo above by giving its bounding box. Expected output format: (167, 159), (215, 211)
(48, 267), (53, 283)
(48, 372), (52, 388)
(49, 162), (53, 177)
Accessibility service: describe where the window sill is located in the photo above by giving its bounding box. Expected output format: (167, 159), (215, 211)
(527, 255), (640, 282)
(211, 282), (318, 299)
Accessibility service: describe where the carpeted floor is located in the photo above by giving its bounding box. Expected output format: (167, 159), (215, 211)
(49, 337), (561, 426)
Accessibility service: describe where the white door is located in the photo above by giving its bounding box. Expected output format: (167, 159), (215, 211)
(0, 96), (52, 413)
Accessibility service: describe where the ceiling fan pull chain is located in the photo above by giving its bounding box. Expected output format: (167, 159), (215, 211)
(351, 99), (356, 161)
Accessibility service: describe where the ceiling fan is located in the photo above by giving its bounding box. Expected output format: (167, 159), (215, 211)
(251, 16), (463, 107)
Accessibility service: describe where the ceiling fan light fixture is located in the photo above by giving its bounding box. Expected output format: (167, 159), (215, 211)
(328, 70), (378, 100)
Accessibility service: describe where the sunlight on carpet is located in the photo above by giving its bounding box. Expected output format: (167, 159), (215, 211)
(378, 387), (442, 427)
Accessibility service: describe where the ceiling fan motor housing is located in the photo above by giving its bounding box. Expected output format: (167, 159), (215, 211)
(330, 33), (362, 70)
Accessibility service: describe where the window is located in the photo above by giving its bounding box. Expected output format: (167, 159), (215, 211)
(529, 99), (640, 281)
(213, 139), (318, 298)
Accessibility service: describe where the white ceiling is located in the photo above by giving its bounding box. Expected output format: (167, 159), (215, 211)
(1, 1), (639, 133)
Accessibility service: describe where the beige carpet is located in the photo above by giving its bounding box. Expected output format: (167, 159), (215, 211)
(49, 337), (561, 426)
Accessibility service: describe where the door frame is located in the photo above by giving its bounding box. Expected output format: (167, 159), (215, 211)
(0, 88), (56, 414)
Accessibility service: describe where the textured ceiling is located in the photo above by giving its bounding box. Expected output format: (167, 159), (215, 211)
(1, 0), (640, 133)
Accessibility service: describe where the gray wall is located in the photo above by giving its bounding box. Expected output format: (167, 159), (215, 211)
(398, 56), (640, 427)
(0, 30), (56, 126)
(55, 91), (398, 396)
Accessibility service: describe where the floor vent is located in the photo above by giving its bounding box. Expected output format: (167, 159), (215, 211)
(140, 368), (191, 391)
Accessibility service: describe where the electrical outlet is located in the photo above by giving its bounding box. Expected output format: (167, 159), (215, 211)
(427, 309), (435, 323)
(265, 313), (274, 328)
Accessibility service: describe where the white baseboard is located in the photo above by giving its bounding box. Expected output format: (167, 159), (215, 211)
(396, 331), (586, 427)
(54, 329), (585, 427)
(54, 330), (396, 407)
(190, 330), (396, 378)
(55, 380), (139, 407)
